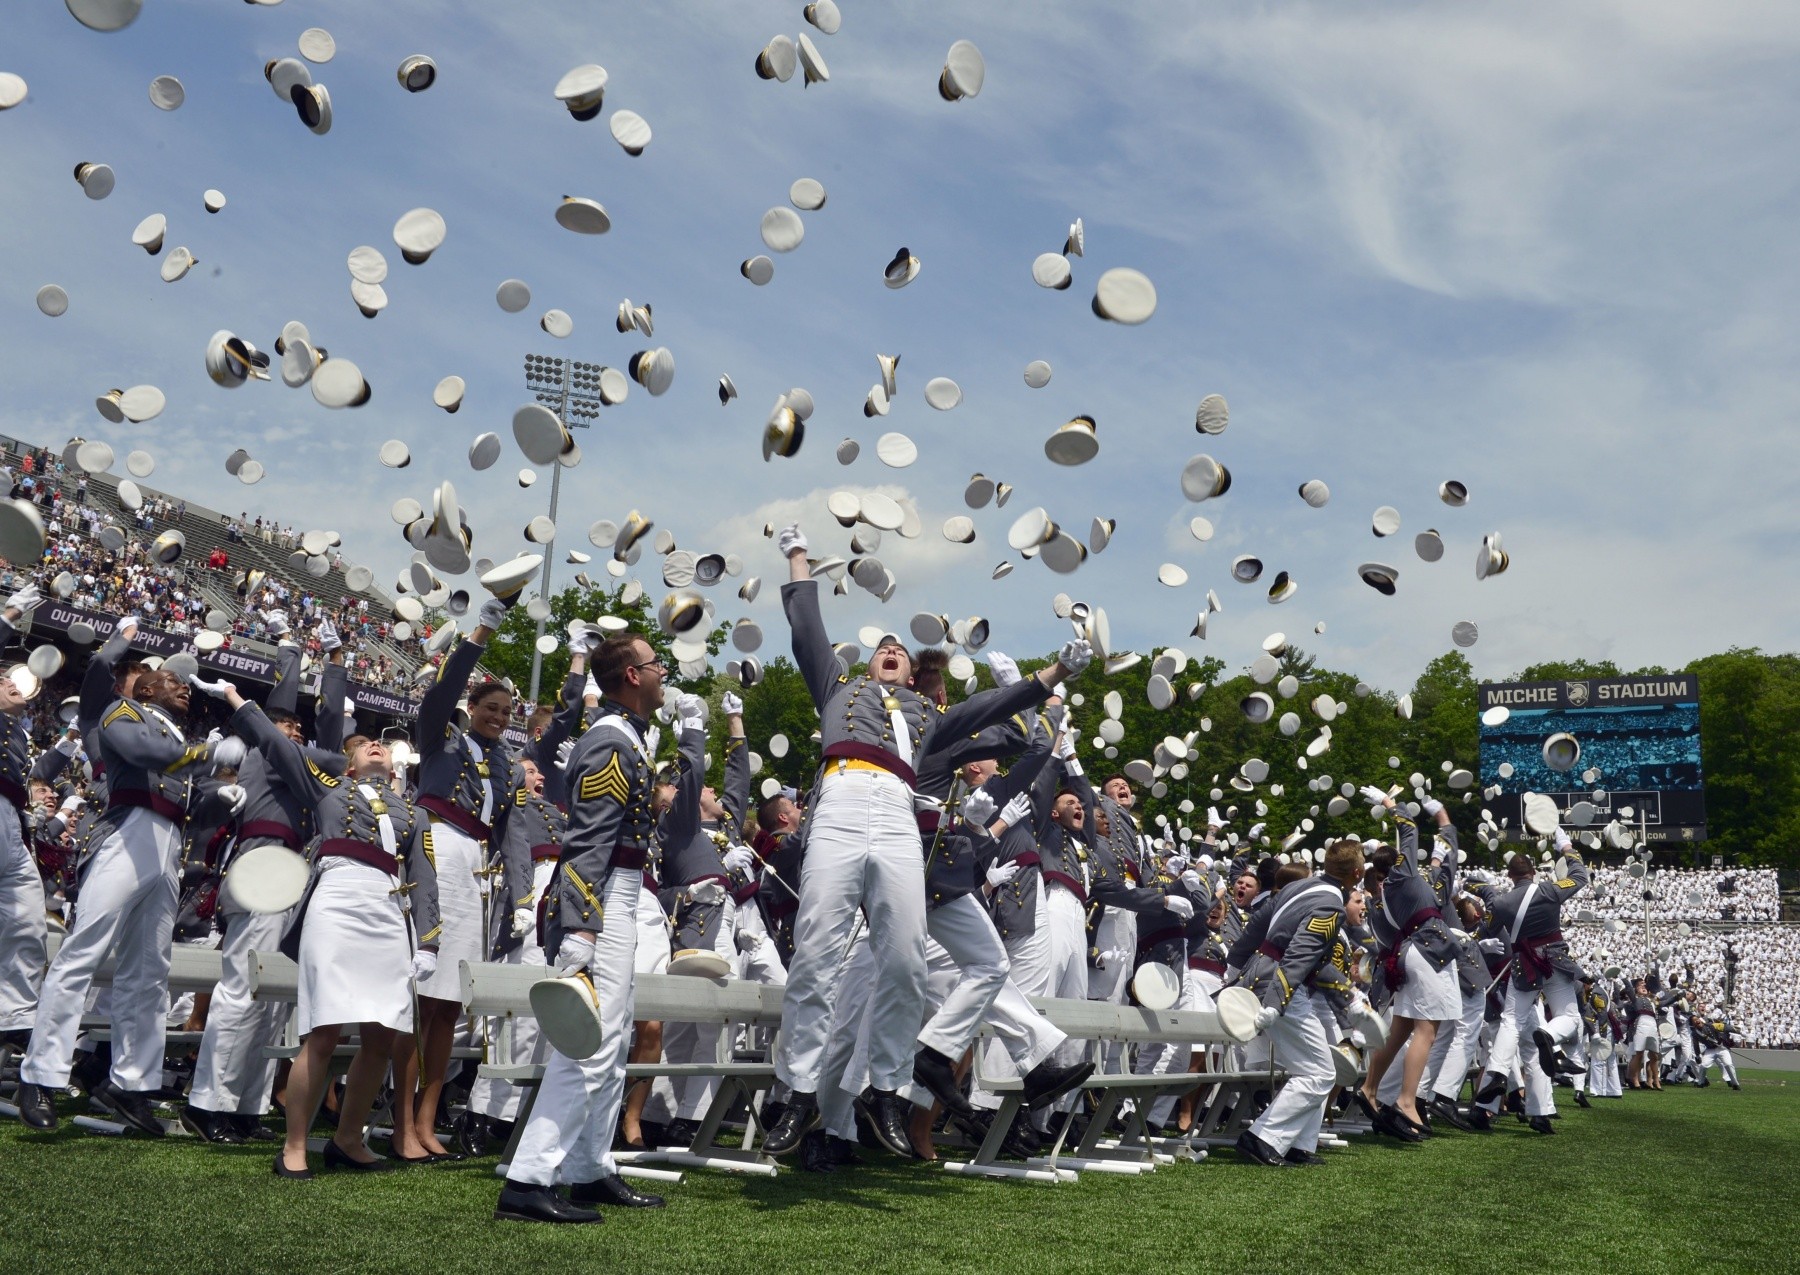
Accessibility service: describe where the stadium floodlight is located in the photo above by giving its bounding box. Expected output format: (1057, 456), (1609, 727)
(521, 355), (604, 702)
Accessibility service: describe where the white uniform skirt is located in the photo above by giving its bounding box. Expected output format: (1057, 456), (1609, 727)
(1392, 944), (1462, 1022)
(298, 858), (413, 1036)
(417, 818), (485, 1003)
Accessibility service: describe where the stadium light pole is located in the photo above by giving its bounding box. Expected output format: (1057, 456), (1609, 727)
(522, 354), (602, 703)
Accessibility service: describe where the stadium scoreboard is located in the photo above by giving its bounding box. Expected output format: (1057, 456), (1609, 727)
(1477, 674), (1706, 842)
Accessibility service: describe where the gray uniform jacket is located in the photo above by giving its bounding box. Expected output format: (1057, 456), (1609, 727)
(544, 699), (657, 958)
(987, 726), (1066, 942)
(1478, 851), (1590, 991)
(416, 637), (515, 849)
(660, 728), (750, 888)
(525, 670), (586, 811)
(492, 784), (566, 957)
(929, 719), (1051, 911)
(783, 579), (1049, 784)
(237, 702), (441, 951)
(1367, 811), (1460, 995)
(93, 697), (215, 832)
(1237, 876), (1356, 1013)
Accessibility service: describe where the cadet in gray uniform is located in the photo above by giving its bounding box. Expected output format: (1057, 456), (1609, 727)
(1233, 839), (1368, 1167)
(16, 669), (245, 1134)
(498, 631), (671, 1224)
(1475, 829), (1589, 1132)
(647, 690), (753, 1144)
(228, 676), (440, 1180)
(0, 584), (77, 1050)
(184, 624), (348, 1144)
(762, 523), (1084, 1157)
(411, 597), (516, 1158)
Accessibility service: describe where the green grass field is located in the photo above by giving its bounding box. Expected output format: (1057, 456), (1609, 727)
(2, 1074), (1793, 1275)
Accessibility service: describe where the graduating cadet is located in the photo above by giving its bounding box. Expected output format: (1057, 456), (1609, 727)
(16, 668), (245, 1132)
(497, 631), (673, 1223)
(762, 524), (1086, 1157)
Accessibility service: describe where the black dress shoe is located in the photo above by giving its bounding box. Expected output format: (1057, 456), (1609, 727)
(822, 1133), (862, 1166)
(180, 1105), (244, 1144)
(1376, 1104), (1426, 1143)
(662, 1117), (701, 1149)
(1428, 1096), (1474, 1132)
(1574, 1091), (1592, 1109)
(860, 1089), (919, 1159)
(912, 1046), (973, 1116)
(325, 1141), (395, 1173)
(1728, 1080), (1741, 1091)
(1475, 1072), (1508, 1105)
(1283, 1147), (1325, 1166)
(798, 1130), (836, 1173)
(1531, 1028), (1559, 1077)
(1465, 1107), (1494, 1133)
(1527, 1115), (1556, 1135)
(16, 1081), (57, 1130)
(232, 1114), (280, 1142)
(636, 1119), (670, 1150)
(494, 1181), (602, 1225)
(763, 1091), (820, 1156)
(273, 1154), (314, 1181)
(94, 1082), (165, 1137)
(1021, 1058), (1094, 1110)
(570, 1173), (665, 1209)
(454, 1111), (494, 1157)
(1234, 1129), (1290, 1167)
(1002, 1116), (1044, 1160)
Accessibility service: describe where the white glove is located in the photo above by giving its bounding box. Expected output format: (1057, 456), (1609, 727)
(188, 675), (236, 700)
(690, 879), (726, 905)
(735, 929), (760, 953)
(54, 730), (80, 758)
(4, 583), (41, 613)
(555, 738), (575, 773)
(776, 523), (808, 558)
(1165, 854), (1190, 875)
(722, 845), (756, 875)
(209, 736), (247, 771)
(1055, 726), (1078, 761)
(1163, 894), (1195, 920)
(217, 783), (248, 816)
(1247, 822), (1266, 841)
(1349, 988), (1373, 1016)
(584, 673), (601, 700)
(1553, 827), (1573, 852)
(511, 907), (535, 939)
(555, 934), (597, 976)
(569, 628), (598, 656)
(410, 949), (439, 983)
(1057, 638), (1093, 675)
(263, 610), (290, 638)
(986, 862), (1021, 889)
(986, 651), (1021, 687)
(1359, 784), (1392, 807)
(676, 692), (707, 732)
(318, 617), (341, 653)
(477, 597), (508, 632)
(1051, 681), (1068, 701)
(1422, 797), (1444, 817)
(721, 691), (744, 716)
(1099, 947), (1129, 970)
(1253, 1006), (1279, 1032)
(962, 787), (998, 827)
(999, 792), (1031, 828)
(1180, 870), (1205, 892)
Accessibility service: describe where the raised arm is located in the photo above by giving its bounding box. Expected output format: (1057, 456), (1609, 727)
(228, 696), (334, 810)
(779, 577), (842, 710)
(719, 708), (750, 836)
(81, 618), (139, 732)
(266, 642), (303, 717)
(417, 637), (486, 758)
(979, 717), (1053, 809)
(315, 648), (348, 753)
(661, 724), (706, 847)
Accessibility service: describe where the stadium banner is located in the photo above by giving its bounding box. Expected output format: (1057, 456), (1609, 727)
(27, 602), (422, 727)
(1478, 674), (1706, 842)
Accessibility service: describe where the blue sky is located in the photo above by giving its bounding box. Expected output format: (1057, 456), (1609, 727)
(3, 0), (1796, 697)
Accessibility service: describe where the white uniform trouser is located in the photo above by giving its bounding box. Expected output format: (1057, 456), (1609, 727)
(1087, 907), (1137, 1077)
(981, 884), (1054, 1112)
(507, 867), (639, 1186)
(23, 808), (181, 1090)
(733, 898), (787, 986)
(1588, 1042), (1621, 1096)
(468, 859), (554, 1123)
(1510, 973), (1579, 1117)
(817, 933), (876, 1141)
(1429, 990), (1488, 1102)
(1699, 1046), (1738, 1085)
(1137, 967), (1217, 1128)
(647, 895), (738, 1126)
(633, 881), (670, 977)
(0, 806), (46, 1031)
(776, 769), (926, 1096)
(904, 894), (1064, 1110)
(187, 902), (287, 1114)
(1248, 985), (1334, 1156)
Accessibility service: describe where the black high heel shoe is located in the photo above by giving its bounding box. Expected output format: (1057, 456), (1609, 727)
(273, 1153), (314, 1181)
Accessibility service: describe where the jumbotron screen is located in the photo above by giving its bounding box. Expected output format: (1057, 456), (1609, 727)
(1477, 674), (1707, 843)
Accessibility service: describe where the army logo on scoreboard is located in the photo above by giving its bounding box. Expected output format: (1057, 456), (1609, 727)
(1566, 681), (1590, 707)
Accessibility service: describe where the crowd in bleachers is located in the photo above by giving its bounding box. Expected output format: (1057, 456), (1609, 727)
(1564, 922), (1799, 1048)
(0, 438), (423, 700)
(1581, 866), (1781, 923)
